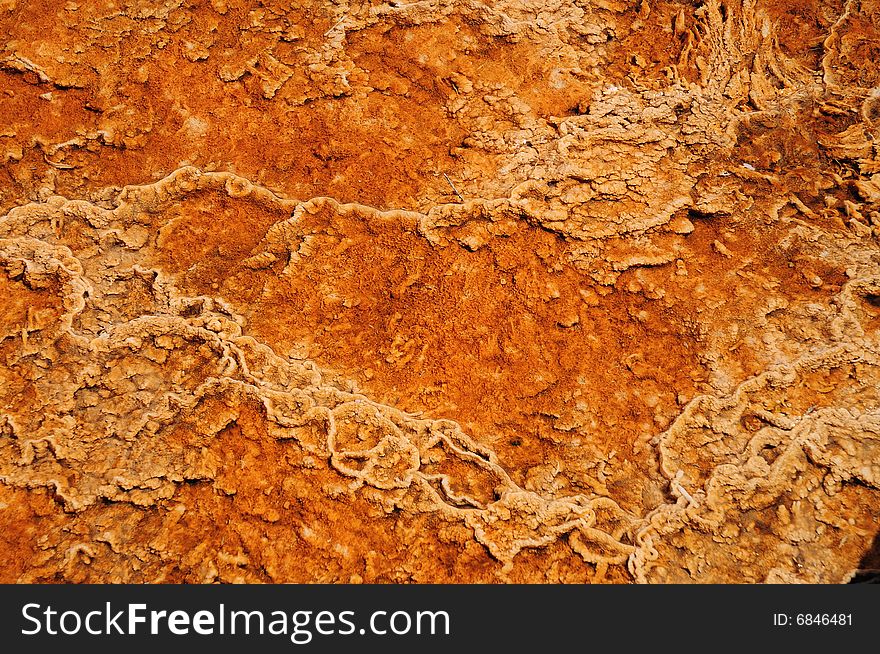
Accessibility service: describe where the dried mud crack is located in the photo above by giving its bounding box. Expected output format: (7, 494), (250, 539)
(1, 0), (879, 583)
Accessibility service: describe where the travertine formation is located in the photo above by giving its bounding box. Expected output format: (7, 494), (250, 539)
(1, 0), (878, 583)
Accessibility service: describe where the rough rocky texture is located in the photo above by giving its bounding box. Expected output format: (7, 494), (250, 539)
(1, 0), (879, 583)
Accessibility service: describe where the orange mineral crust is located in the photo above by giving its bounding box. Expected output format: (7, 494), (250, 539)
(1, 0), (880, 583)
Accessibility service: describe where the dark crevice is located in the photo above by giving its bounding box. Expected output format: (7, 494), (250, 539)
(848, 529), (880, 583)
